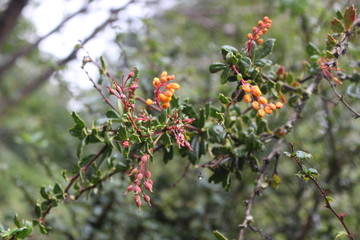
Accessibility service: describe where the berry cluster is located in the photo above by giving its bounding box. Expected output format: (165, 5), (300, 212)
(242, 83), (283, 117)
(146, 71), (180, 109)
(246, 16), (272, 56)
(124, 154), (153, 212)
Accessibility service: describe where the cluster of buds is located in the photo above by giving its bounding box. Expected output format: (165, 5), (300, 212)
(242, 82), (283, 117)
(146, 71), (180, 109)
(107, 68), (138, 111)
(246, 16), (272, 56)
(124, 154), (153, 212)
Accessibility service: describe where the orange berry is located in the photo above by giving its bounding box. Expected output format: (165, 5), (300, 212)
(163, 96), (172, 102)
(264, 106), (272, 114)
(252, 101), (260, 110)
(276, 102), (284, 109)
(247, 33), (253, 39)
(160, 77), (167, 83)
(267, 20), (272, 24)
(252, 27), (257, 32)
(269, 103), (276, 110)
(171, 83), (180, 90)
(266, 23), (271, 28)
(169, 88), (175, 93)
(255, 35), (260, 40)
(262, 28), (268, 33)
(263, 16), (269, 22)
(258, 20), (264, 26)
(258, 109), (265, 117)
(243, 94), (251, 103)
(251, 86), (262, 97)
(164, 91), (173, 97)
(146, 99), (153, 105)
(258, 30), (263, 36)
(259, 96), (268, 105)
(161, 71), (168, 78)
(256, 39), (263, 44)
(158, 93), (167, 102)
(162, 102), (170, 109)
(242, 84), (251, 92)
(152, 77), (160, 87)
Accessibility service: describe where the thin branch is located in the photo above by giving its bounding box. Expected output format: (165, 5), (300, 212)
(40, 144), (109, 223)
(288, 144), (354, 240)
(325, 77), (360, 119)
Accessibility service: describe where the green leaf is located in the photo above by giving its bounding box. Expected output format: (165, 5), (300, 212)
(295, 150), (313, 159)
(346, 83), (360, 98)
(326, 196), (334, 202)
(77, 137), (86, 158)
(308, 168), (319, 178)
(306, 42), (321, 57)
(213, 230), (229, 240)
(225, 52), (238, 65)
(13, 214), (21, 228)
(253, 38), (275, 60)
(343, 5), (356, 30)
(331, 18), (345, 33)
(218, 93), (231, 104)
(40, 185), (50, 200)
(254, 58), (273, 67)
(117, 125), (128, 140)
(100, 56), (107, 70)
(335, 231), (349, 239)
(69, 111), (87, 139)
(336, 10), (343, 20)
(221, 45), (239, 59)
(209, 62), (228, 73)
(106, 109), (120, 118)
(220, 68), (231, 84)
(34, 204), (41, 218)
(188, 136), (201, 164)
(53, 183), (64, 200)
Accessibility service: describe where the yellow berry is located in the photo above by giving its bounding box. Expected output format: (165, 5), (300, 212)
(259, 96), (268, 105)
(252, 101), (260, 110)
(242, 84), (251, 92)
(171, 83), (181, 90)
(161, 71), (168, 78)
(146, 99), (153, 105)
(276, 102), (284, 109)
(160, 77), (167, 83)
(269, 103), (276, 110)
(243, 94), (251, 103)
(258, 109), (265, 117)
(153, 77), (161, 87)
(158, 93), (167, 102)
(264, 106), (272, 114)
(251, 86), (262, 97)
(164, 91), (173, 97)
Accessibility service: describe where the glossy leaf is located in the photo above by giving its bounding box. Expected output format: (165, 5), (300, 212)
(295, 150), (313, 159)
(253, 39), (275, 60)
(306, 42), (321, 57)
(209, 62), (228, 73)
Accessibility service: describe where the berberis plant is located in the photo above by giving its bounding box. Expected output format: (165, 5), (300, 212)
(1, 4), (359, 240)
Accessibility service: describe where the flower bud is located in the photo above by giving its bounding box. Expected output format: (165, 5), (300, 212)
(252, 101), (259, 110)
(243, 94), (251, 103)
(269, 103), (276, 110)
(145, 170), (151, 179)
(145, 181), (153, 192)
(251, 86), (262, 97)
(143, 194), (151, 206)
(259, 96), (268, 105)
(134, 185), (141, 194)
(275, 102), (284, 109)
(124, 184), (134, 195)
(153, 77), (161, 87)
(136, 173), (143, 180)
(162, 102), (170, 109)
(258, 109), (265, 117)
(141, 155), (148, 163)
(242, 84), (251, 92)
(264, 106), (272, 114)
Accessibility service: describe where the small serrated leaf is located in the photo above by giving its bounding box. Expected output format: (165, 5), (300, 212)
(331, 18), (345, 33)
(326, 196), (334, 202)
(343, 4), (356, 30)
(254, 39), (276, 60)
